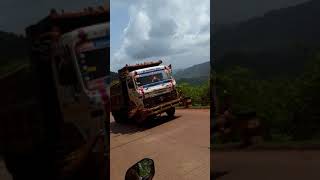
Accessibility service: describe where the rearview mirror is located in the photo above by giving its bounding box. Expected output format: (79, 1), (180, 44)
(125, 158), (155, 180)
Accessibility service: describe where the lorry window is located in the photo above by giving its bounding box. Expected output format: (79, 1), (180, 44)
(136, 70), (171, 87)
(56, 56), (78, 86)
(77, 45), (108, 90)
(78, 48), (108, 80)
(127, 78), (135, 89)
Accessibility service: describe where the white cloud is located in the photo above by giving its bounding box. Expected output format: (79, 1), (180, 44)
(111, 0), (210, 71)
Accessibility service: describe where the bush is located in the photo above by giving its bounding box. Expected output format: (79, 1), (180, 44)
(176, 80), (210, 106)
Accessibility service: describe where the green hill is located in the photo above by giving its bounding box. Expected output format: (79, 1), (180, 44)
(0, 31), (28, 74)
(174, 61), (210, 85)
(214, 0), (320, 78)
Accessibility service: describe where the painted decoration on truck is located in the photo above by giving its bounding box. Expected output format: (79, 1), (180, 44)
(136, 67), (165, 75)
(77, 41), (94, 52)
(93, 36), (109, 49)
(136, 70), (163, 78)
(77, 36), (109, 52)
(87, 66), (97, 72)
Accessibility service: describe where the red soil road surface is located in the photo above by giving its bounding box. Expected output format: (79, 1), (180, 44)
(212, 150), (320, 180)
(110, 109), (210, 180)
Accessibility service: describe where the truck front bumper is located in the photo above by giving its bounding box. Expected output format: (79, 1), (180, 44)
(142, 97), (183, 117)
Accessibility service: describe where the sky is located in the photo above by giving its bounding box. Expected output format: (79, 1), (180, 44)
(0, 0), (311, 70)
(0, 0), (310, 34)
(110, 0), (210, 71)
(110, 0), (310, 71)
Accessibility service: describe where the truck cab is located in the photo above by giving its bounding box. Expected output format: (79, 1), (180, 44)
(111, 61), (183, 123)
(0, 7), (111, 179)
(52, 22), (109, 141)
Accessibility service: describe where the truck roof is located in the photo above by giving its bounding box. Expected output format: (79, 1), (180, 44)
(60, 22), (109, 46)
(134, 65), (166, 75)
(26, 6), (109, 39)
(118, 60), (163, 77)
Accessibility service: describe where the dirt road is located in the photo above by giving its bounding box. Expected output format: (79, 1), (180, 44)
(212, 150), (320, 180)
(110, 109), (210, 180)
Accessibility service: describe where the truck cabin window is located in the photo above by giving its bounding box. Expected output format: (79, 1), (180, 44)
(127, 78), (135, 89)
(76, 39), (109, 90)
(57, 56), (77, 86)
(135, 70), (171, 87)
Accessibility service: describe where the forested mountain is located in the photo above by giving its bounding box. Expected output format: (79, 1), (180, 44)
(214, 0), (320, 78)
(0, 31), (28, 73)
(174, 61), (210, 85)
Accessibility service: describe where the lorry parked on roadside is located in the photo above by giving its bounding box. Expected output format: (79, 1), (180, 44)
(0, 7), (109, 180)
(110, 60), (183, 123)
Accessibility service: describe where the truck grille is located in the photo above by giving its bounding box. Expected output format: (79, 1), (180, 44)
(143, 91), (178, 108)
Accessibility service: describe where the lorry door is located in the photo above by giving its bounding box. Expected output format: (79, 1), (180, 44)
(110, 82), (123, 110)
(53, 47), (92, 142)
(126, 77), (142, 110)
(121, 78), (130, 107)
(73, 36), (109, 142)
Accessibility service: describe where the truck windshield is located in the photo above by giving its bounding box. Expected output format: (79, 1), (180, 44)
(77, 36), (109, 90)
(135, 70), (171, 87)
(78, 48), (108, 79)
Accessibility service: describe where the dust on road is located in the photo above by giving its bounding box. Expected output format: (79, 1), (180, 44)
(110, 109), (210, 180)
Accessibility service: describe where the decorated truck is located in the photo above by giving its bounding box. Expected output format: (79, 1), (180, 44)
(110, 60), (184, 123)
(0, 7), (109, 180)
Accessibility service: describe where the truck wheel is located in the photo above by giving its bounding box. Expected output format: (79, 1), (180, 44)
(112, 111), (127, 123)
(166, 107), (175, 117)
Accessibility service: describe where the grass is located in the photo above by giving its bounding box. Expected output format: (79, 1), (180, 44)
(0, 59), (29, 77)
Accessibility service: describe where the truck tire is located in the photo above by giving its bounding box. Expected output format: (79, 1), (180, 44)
(112, 111), (128, 123)
(166, 107), (175, 117)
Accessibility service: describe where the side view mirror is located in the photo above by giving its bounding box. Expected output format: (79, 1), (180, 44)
(125, 158), (155, 180)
